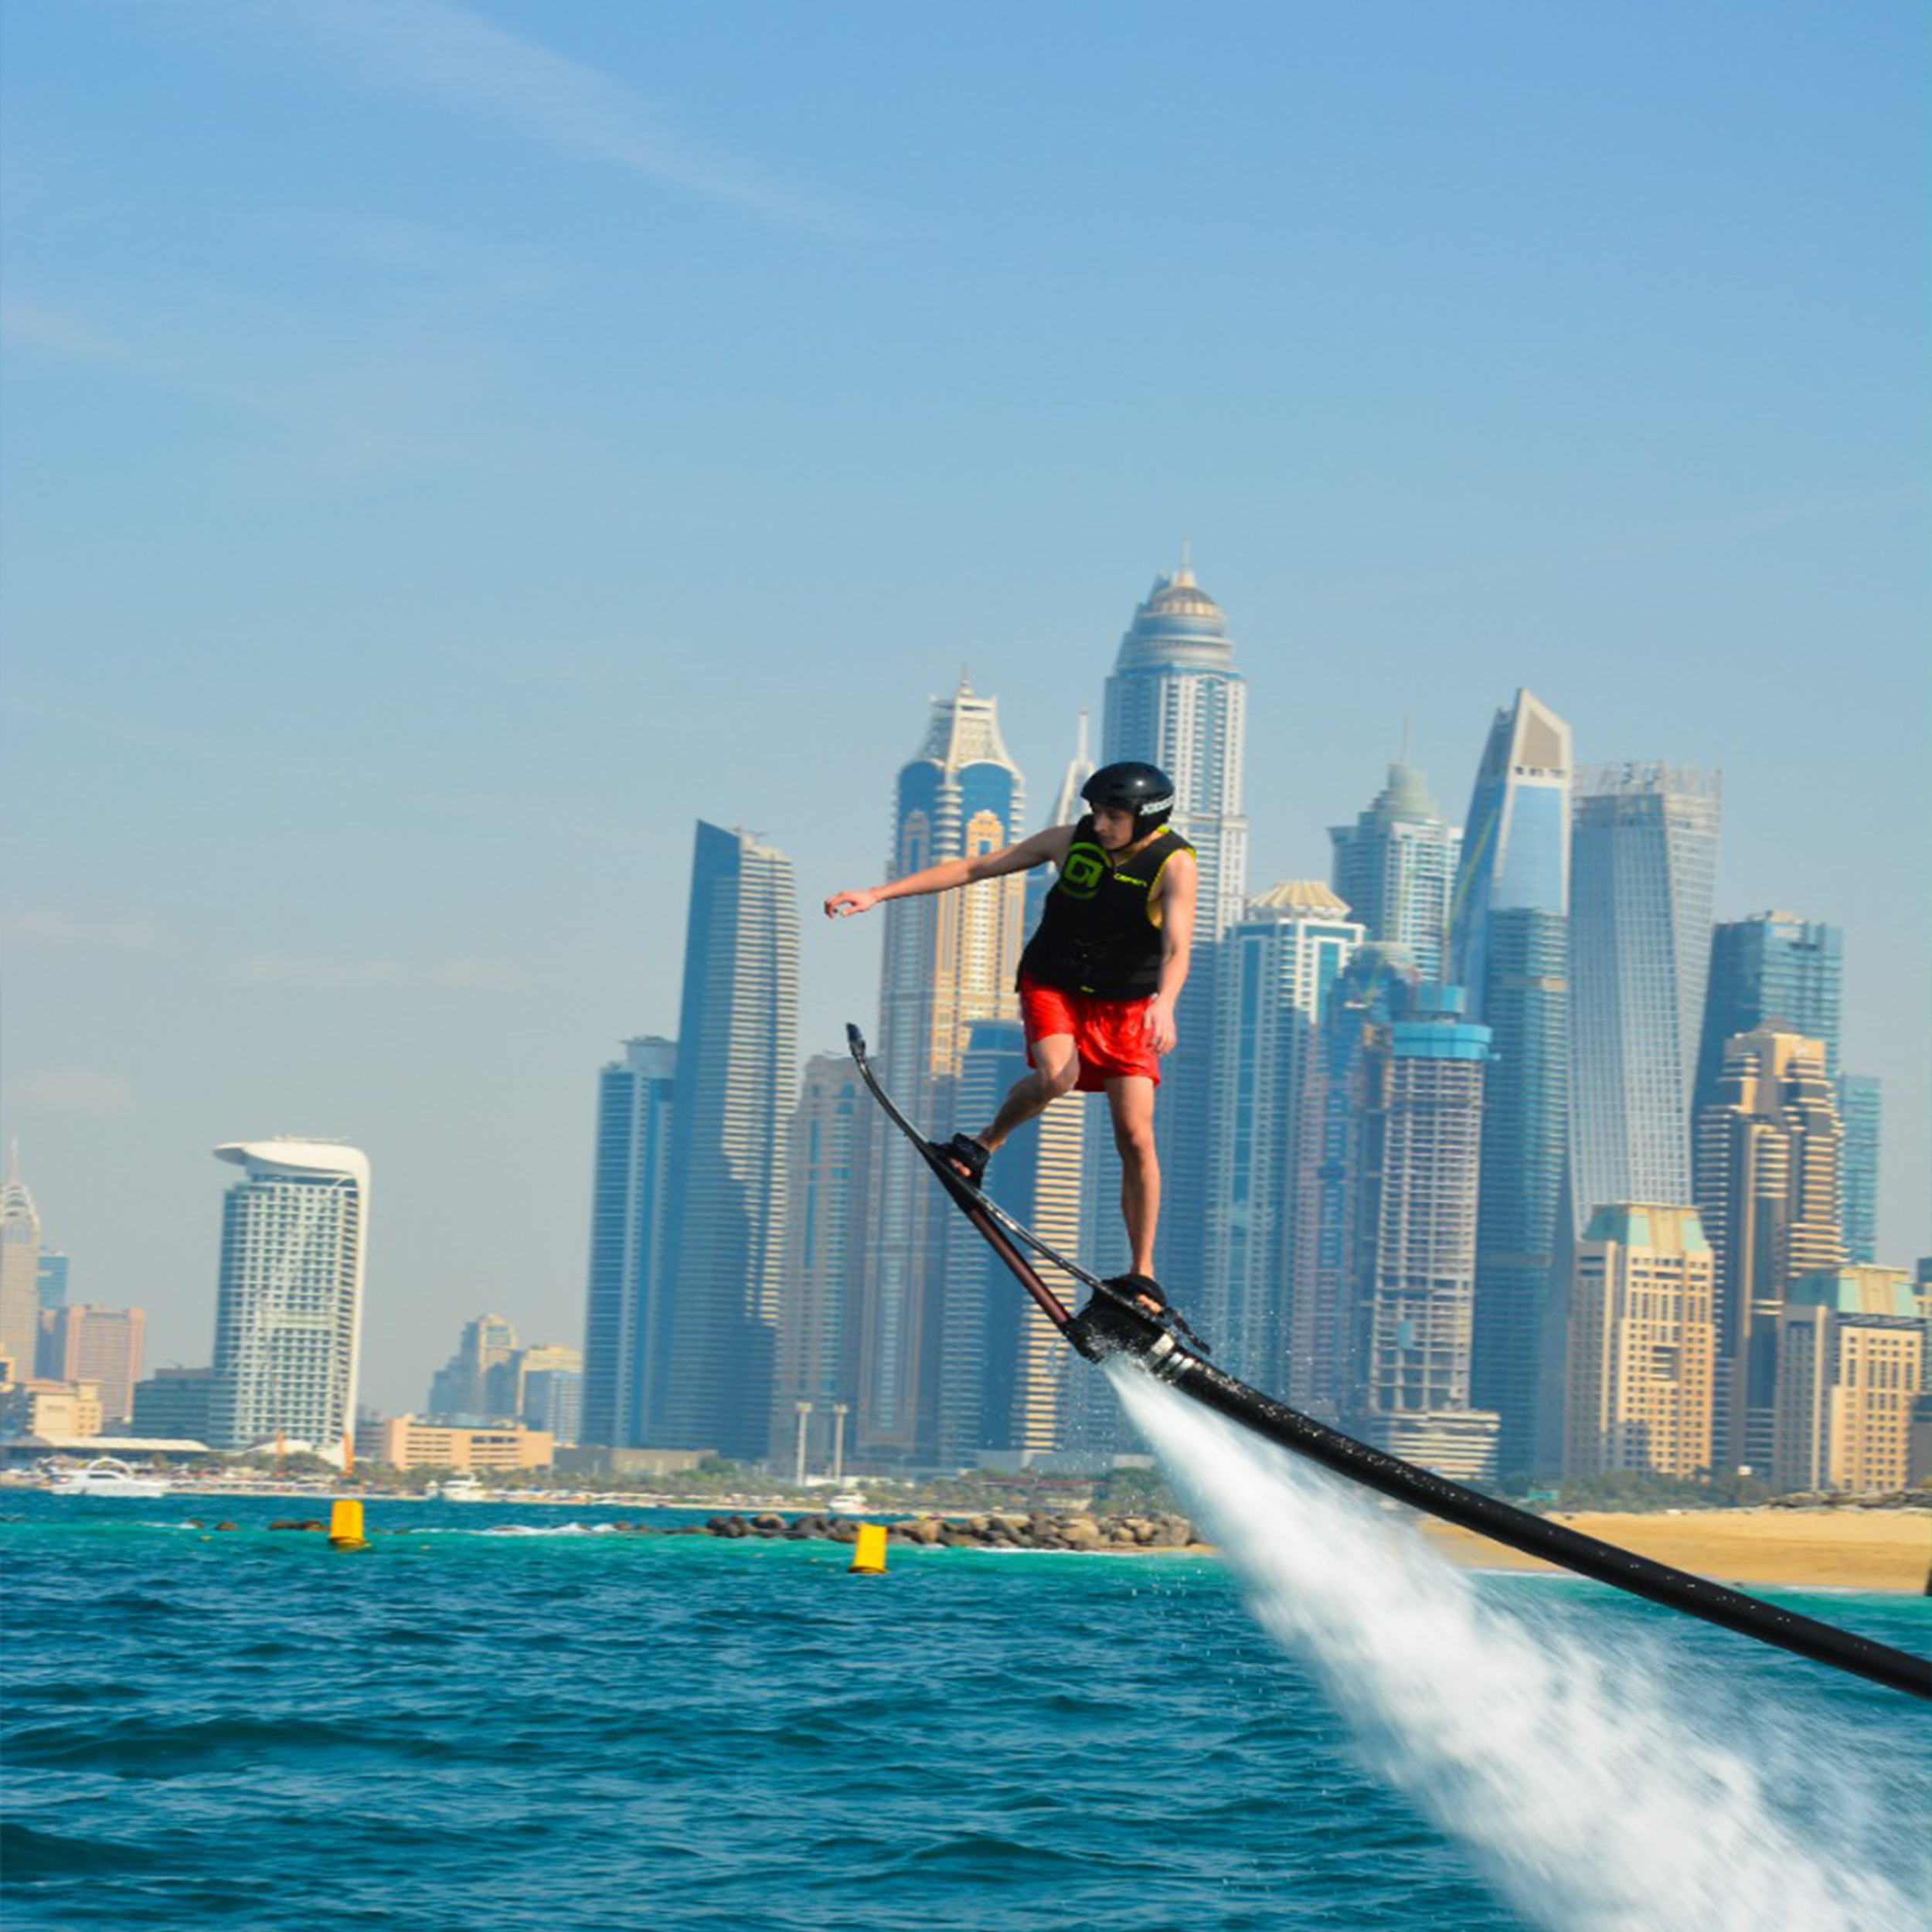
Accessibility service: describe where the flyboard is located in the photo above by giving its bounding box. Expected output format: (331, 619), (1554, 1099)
(848, 1025), (1930, 1702)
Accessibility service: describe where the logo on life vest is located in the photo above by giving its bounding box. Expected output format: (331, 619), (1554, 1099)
(1058, 843), (1107, 900)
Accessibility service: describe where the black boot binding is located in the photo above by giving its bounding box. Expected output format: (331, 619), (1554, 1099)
(927, 1133), (989, 1188)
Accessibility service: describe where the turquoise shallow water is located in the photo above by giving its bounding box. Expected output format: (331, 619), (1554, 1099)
(3, 1492), (1926, 1931)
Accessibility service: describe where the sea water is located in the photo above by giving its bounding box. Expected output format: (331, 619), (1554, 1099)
(3, 1432), (1924, 1931)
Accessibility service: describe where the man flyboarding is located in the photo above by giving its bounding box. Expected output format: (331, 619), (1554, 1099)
(825, 760), (1197, 1318)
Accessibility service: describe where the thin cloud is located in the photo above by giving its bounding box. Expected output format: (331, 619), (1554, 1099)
(2, 908), (168, 952)
(227, 953), (529, 993)
(233, 0), (843, 230)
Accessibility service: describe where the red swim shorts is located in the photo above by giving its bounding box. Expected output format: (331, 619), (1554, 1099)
(1017, 974), (1162, 1091)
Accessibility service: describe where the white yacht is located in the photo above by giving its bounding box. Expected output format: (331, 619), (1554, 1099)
(827, 1488), (867, 1514)
(435, 1473), (487, 1502)
(48, 1458), (170, 1499)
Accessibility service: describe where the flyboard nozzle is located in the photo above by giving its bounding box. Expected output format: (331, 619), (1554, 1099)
(1068, 1294), (1192, 1383)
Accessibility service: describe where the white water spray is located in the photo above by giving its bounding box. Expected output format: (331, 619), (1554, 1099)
(1109, 1362), (1920, 1932)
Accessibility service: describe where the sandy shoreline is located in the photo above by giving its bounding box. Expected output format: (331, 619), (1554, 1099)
(1417, 1507), (1931, 1594)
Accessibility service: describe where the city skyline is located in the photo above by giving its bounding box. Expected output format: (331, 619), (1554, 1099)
(4, 3), (1924, 1409)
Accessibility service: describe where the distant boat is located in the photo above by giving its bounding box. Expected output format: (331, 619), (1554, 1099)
(48, 1457), (170, 1499)
(435, 1474), (486, 1502)
(827, 1488), (866, 1514)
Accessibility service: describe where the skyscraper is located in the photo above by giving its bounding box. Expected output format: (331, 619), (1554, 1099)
(1570, 763), (1722, 1216)
(1101, 560), (1249, 1306)
(1447, 689), (1572, 1022)
(1205, 880), (1362, 1391)
(1696, 913), (1842, 1100)
(1694, 912), (1880, 1267)
(1837, 1075), (1883, 1266)
(427, 1313), (522, 1420)
(1695, 1028), (1845, 1474)
(1329, 759), (1461, 981)
(1446, 689), (1573, 1474)
(861, 682), (1026, 1464)
(1347, 985), (1498, 1483)
(515, 1344), (583, 1446)
(0, 1148), (43, 1382)
(580, 1036), (677, 1450)
(1290, 943), (1417, 1420)
(772, 1051), (871, 1469)
(1566, 1204), (1715, 1480)
(655, 823), (799, 1461)
(208, 1139), (369, 1458)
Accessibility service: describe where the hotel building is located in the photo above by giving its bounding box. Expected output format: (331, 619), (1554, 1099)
(1565, 1204), (1716, 1480)
(207, 1140), (369, 1458)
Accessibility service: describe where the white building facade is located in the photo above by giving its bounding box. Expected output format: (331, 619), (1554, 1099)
(209, 1139), (369, 1458)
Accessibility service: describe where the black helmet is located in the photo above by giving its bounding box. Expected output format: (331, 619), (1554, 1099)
(1082, 760), (1176, 830)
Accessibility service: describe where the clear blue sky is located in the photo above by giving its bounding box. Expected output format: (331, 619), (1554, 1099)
(5, 0), (1925, 1411)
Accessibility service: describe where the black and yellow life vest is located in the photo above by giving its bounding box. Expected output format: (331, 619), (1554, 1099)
(1017, 815), (1193, 1000)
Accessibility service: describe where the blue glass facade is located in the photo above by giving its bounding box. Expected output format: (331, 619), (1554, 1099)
(579, 1036), (676, 1450)
(1206, 890), (1362, 1392)
(1447, 692), (1573, 1477)
(1570, 765), (1721, 1217)
(655, 822), (799, 1461)
(1467, 907), (1570, 1475)
(1328, 761), (1461, 981)
(1291, 946), (1413, 1418)
(1837, 1073), (1882, 1266)
(1696, 914), (1842, 1106)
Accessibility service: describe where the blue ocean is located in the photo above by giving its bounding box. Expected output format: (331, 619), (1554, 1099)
(5, 1374), (1927, 1932)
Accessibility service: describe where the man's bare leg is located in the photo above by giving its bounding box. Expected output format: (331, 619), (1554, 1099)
(1106, 1075), (1161, 1296)
(941, 1035), (1080, 1175)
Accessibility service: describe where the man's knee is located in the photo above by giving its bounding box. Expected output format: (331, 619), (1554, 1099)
(1112, 1115), (1157, 1168)
(1039, 1058), (1081, 1100)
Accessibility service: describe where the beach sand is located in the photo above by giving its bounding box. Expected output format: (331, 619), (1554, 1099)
(1419, 1506), (1931, 1594)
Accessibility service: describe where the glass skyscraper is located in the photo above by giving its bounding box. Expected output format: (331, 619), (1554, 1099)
(772, 1051), (871, 1471)
(1100, 560), (1249, 1308)
(1696, 913), (1842, 1099)
(862, 682), (1026, 1464)
(1290, 944), (1416, 1420)
(1447, 689), (1571, 1022)
(655, 822), (799, 1461)
(1329, 759), (1461, 981)
(1205, 880), (1362, 1391)
(1837, 1073), (1882, 1265)
(1570, 764), (1722, 1217)
(208, 1139), (369, 1458)
(1349, 987), (1498, 1484)
(580, 1036), (677, 1450)
(1446, 690), (1573, 1475)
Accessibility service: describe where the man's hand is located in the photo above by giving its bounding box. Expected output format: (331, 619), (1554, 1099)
(824, 888), (880, 918)
(1141, 998), (1178, 1055)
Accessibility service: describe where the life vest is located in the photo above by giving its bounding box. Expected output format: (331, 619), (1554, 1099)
(1017, 815), (1193, 1000)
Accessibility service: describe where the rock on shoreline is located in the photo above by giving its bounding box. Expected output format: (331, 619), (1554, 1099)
(662, 1509), (1202, 1552)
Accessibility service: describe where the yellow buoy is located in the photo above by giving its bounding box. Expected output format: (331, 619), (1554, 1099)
(847, 1522), (888, 1574)
(328, 1498), (369, 1551)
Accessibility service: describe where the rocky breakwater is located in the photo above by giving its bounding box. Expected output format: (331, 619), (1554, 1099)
(647, 1509), (1203, 1553)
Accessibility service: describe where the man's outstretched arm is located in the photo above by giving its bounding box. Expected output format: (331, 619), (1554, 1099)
(825, 823), (1072, 919)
